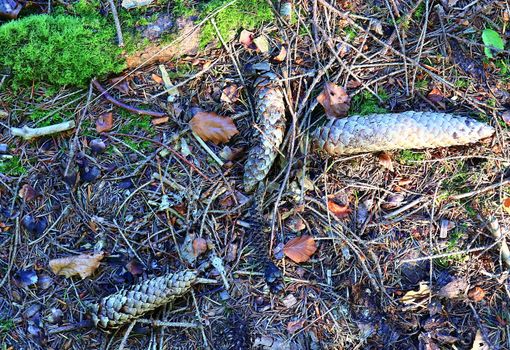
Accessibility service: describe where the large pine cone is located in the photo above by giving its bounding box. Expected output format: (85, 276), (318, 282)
(313, 111), (494, 156)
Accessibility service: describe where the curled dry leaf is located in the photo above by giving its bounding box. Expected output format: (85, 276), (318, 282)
(502, 197), (510, 215)
(327, 200), (351, 219)
(427, 87), (444, 104)
(378, 152), (394, 172)
(192, 237), (208, 256)
(151, 116), (169, 125)
(190, 111), (239, 144)
(283, 235), (317, 263)
(239, 29), (255, 49)
(221, 85), (240, 104)
(19, 184), (37, 202)
(468, 286), (486, 302)
(49, 252), (104, 279)
(401, 282), (430, 307)
(96, 112), (114, 133)
(286, 319), (305, 334)
(272, 46), (287, 63)
(438, 277), (468, 299)
(317, 82), (351, 118)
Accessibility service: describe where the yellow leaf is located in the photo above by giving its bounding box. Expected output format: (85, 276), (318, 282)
(49, 252), (104, 279)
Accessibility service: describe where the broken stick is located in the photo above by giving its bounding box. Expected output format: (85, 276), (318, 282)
(11, 120), (76, 140)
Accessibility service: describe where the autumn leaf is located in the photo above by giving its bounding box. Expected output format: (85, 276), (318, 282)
(401, 282), (430, 307)
(152, 116), (169, 125)
(19, 184), (37, 202)
(283, 235), (317, 263)
(468, 286), (486, 302)
(272, 46), (287, 63)
(327, 200), (351, 219)
(502, 197), (510, 215)
(192, 237), (208, 256)
(427, 87), (444, 103)
(190, 111), (239, 144)
(49, 252), (104, 279)
(378, 152), (394, 172)
(221, 85), (240, 104)
(286, 319), (305, 334)
(317, 82), (351, 118)
(96, 112), (113, 133)
(239, 29), (255, 49)
(438, 277), (468, 299)
(151, 73), (163, 84)
(253, 36), (270, 53)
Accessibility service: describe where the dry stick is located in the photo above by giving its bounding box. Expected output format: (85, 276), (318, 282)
(107, 0), (124, 47)
(91, 79), (166, 118)
(11, 120), (76, 140)
(450, 178), (510, 200)
(487, 217), (510, 269)
(109, 133), (210, 180)
(117, 321), (136, 350)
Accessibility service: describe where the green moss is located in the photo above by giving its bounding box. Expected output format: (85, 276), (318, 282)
(0, 13), (124, 88)
(454, 79), (469, 88)
(415, 79), (429, 91)
(172, 0), (196, 17)
(29, 109), (66, 127)
(119, 111), (154, 134)
(0, 156), (27, 176)
(437, 225), (469, 267)
(413, 2), (425, 20)
(0, 318), (14, 334)
(396, 150), (425, 165)
(199, 0), (274, 48)
(350, 90), (388, 115)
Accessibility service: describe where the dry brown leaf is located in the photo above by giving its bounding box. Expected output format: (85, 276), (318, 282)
(19, 184), (37, 202)
(220, 85), (240, 104)
(272, 46), (287, 62)
(378, 152), (394, 172)
(317, 82), (351, 118)
(286, 319), (305, 334)
(427, 87), (444, 103)
(239, 29), (255, 49)
(468, 286), (486, 302)
(401, 282), (430, 306)
(126, 260), (144, 276)
(151, 116), (169, 125)
(190, 111), (239, 144)
(286, 216), (306, 232)
(283, 235), (317, 263)
(327, 200), (352, 219)
(151, 73), (163, 84)
(253, 36), (270, 53)
(96, 112), (114, 133)
(49, 252), (104, 279)
(192, 237), (208, 256)
(502, 197), (510, 215)
(438, 278), (468, 299)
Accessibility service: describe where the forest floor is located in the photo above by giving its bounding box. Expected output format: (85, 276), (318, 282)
(1, 0), (510, 349)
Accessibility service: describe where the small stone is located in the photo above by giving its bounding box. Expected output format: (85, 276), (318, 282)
(89, 139), (106, 154)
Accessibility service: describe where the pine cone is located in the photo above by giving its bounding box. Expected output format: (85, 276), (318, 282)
(313, 111), (494, 156)
(89, 270), (197, 328)
(243, 71), (286, 193)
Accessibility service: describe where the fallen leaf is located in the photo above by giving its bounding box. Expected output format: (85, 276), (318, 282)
(327, 200), (351, 219)
(378, 152), (394, 172)
(468, 286), (486, 302)
(502, 198), (510, 215)
(192, 237), (208, 256)
(126, 260), (144, 276)
(190, 111), (239, 144)
(239, 29), (255, 49)
(49, 252), (104, 279)
(382, 193), (405, 209)
(317, 82), (351, 118)
(272, 46), (287, 62)
(286, 216), (306, 232)
(19, 184), (37, 202)
(151, 73), (163, 84)
(428, 87), (444, 103)
(438, 277), (468, 299)
(253, 36), (270, 53)
(502, 111), (510, 126)
(286, 319), (305, 334)
(401, 282), (430, 307)
(482, 29), (504, 58)
(151, 116), (169, 125)
(220, 85), (240, 104)
(225, 243), (238, 262)
(283, 235), (317, 263)
(471, 329), (489, 350)
(282, 293), (298, 308)
(346, 80), (362, 89)
(96, 112), (113, 133)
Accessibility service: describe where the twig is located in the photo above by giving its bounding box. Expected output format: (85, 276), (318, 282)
(487, 217), (510, 269)
(11, 120), (76, 140)
(136, 319), (199, 328)
(450, 179), (510, 200)
(117, 321), (136, 350)
(107, 0), (124, 47)
(91, 79), (166, 118)
(191, 131), (224, 167)
(47, 320), (94, 335)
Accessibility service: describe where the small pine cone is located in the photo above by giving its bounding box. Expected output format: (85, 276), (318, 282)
(313, 111), (494, 156)
(89, 270), (197, 328)
(244, 71), (286, 193)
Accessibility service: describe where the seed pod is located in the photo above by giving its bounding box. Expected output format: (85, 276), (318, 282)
(244, 72), (286, 193)
(313, 111), (494, 156)
(89, 270), (197, 328)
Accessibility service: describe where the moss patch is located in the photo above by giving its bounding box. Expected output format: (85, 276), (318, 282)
(0, 157), (27, 176)
(350, 89), (388, 115)
(199, 0), (274, 48)
(0, 13), (124, 88)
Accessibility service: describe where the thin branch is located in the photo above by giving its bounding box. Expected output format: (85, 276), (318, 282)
(11, 120), (76, 140)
